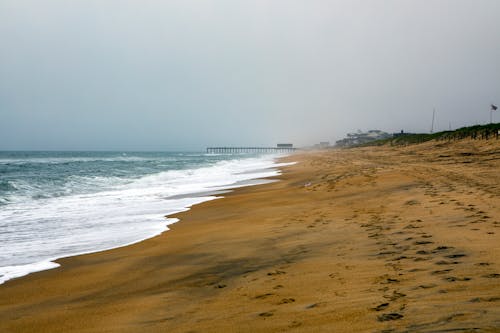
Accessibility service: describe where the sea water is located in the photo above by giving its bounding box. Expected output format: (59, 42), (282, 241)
(0, 151), (291, 284)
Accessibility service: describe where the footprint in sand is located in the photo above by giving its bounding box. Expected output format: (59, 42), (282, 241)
(372, 303), (389, 311)
(278, 298), (295, 304)
(445, 254), (467, 259)
(432, 246), (454, 252)
(482, 273), (500, 278)
(469, 297), (500, 303)
(435, 260), (460, 265)
(431, 269), (453, 275)
(404, 224), (421, 229)
(288, 320), (302, 328)
(305, 302), (327, 309)
(378, 251), (398, 256)
(414, 240), (434, 245)
(377, 313), (404, 321)
(443, 276), (471, 282)
(407, 313), (467, 330)
(392, 254), (415, 261)
(416, 284), (437, 289)
(383, 291), (406, 301)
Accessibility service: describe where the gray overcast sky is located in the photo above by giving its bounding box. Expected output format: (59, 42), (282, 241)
(1, 0), (499, 150)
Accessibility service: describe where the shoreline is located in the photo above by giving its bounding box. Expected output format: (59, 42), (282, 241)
(0, 156), (291, 285)
(1, 140), (499, 332)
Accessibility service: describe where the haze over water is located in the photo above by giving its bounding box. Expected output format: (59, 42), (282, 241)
(1, 1), (500, 150)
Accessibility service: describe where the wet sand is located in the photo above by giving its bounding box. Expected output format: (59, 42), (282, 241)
(1, 139), (499, 332)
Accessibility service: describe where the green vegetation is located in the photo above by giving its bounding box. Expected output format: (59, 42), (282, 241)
(358, 123), (500, 147)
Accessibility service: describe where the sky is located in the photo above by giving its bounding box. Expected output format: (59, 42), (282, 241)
(1, 0), (499, 150)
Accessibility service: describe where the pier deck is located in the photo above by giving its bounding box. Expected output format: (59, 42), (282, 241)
(206, 147), (297, 154)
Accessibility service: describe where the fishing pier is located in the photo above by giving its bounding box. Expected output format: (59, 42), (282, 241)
(207, 144), (296, 154)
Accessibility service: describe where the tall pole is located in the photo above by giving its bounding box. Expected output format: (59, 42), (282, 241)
(431, 109), (436, 133)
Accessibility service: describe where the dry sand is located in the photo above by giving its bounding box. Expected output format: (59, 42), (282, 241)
(1, 139), (499, 332)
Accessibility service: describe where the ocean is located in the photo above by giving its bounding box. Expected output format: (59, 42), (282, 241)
(0, 151), (291, 284)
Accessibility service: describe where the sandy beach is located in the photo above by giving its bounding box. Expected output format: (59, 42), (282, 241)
(1, 139), (499, 332)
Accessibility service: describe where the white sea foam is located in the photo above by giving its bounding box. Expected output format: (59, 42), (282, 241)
(0, 261), (61, 284)
(0, 155), (294, 284)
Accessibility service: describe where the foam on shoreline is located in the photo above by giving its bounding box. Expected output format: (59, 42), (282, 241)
(0, 154), (296, 285)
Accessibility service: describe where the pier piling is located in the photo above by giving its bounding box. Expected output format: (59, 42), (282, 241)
(206, 147), (297, 154)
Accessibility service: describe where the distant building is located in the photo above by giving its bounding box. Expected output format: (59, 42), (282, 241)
(313, 141), (331, 149)
(277, 143), (293, 148)
(335, 130), (391, 147)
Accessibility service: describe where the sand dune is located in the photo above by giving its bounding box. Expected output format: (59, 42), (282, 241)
(1, 139), (499, 332)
